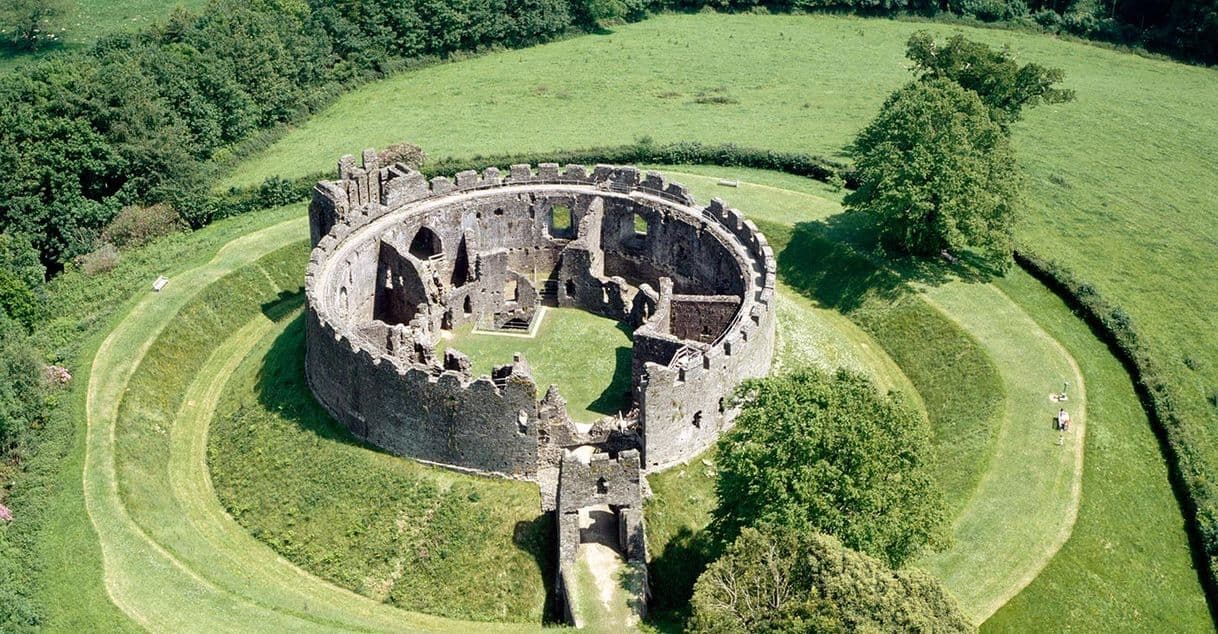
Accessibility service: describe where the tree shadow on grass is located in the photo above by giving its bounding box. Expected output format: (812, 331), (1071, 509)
(764, 210), (997, 316)
(645, 525), (721, 632)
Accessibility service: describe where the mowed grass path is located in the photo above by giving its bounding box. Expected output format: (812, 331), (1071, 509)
(643, 167), (1208, 628)
(915, 281), (1084, 622)
(224, 13), (1218, 493)
(83, 212), (538, 631)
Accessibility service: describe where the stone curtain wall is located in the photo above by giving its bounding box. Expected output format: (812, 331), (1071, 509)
(305, 153), (775, 479)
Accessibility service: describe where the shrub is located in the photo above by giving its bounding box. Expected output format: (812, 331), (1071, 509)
(377, 142), (427, 169)
(951, 0), (1028, 22)
(714, 368), (949, 568)
(0, 312), (46, 449)
(75, 243), (119, 276)
(690, 526), (973, 634)
(100, 204), (187, 250)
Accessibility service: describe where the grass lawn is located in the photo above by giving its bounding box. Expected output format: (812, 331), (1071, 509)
(437, 308), (634, 422)
(639, 166), (1206, 629)
(222, 15), (1218, 540)
(0, 0), (206, 72)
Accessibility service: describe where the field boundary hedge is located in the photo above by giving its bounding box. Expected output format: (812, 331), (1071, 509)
(1013, 247), (1218, 620)
(210, 141), (854, 221)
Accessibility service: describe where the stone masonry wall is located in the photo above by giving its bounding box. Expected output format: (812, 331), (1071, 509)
(305, 154), (776, 479)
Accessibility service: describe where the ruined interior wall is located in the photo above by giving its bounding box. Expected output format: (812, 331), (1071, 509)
(670, 295), (741, 344)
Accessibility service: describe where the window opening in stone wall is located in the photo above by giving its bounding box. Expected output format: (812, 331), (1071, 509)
(718, 397), (725, 414)
(565, 278), (576, 298)
(494, 207), (504, 216)
(693, 411), (703, 429)
(463, 295), (473, 316)
(596, 477), (609, 495)
(504, 278), (519, 302)
(408, 226), (442, 259)
(517, 410), (528, 435)
(551, 205), (571, 230)
(633, 213), (649, 236)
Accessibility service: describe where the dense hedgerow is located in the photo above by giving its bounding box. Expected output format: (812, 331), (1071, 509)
(204, 140), (852, 223)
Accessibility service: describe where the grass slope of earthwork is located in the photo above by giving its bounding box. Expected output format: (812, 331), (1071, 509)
(224, 13), (1218, 533)
(0, 0), (206, 72)
(437, 308), (634, 423)
(210, 300), (552, 623)
(83, 207), (544, 631)
(16, 203), (312, 632)
(640, 167), (1208, 630)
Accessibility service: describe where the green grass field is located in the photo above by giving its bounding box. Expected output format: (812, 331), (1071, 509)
(222, 15), (1218, 530)
(640, 166), (1209, 630)
(438, 308), (634, 422)
(0, 0), (205, 72)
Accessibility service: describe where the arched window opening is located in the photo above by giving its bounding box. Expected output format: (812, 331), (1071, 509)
(463, 295), (473, 316)
(408, 226), (442, 259)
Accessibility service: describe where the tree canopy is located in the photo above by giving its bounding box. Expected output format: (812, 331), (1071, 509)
(690, 526), (973, 634)
(714, 368), (949, 568)
(844, 78), (1023, 267)
(905, 30), (1075, 128)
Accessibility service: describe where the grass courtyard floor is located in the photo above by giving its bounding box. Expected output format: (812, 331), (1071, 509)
(437, 308), (634, 423)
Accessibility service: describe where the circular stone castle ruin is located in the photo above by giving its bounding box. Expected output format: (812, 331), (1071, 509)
(304, 149), (776, 623)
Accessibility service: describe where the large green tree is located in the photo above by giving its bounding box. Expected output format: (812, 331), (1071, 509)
(690, 526), (973, 634)
(905, 30), (1075, 128)
(714, 368), (948, 568)
(844, 78), (1023, 267)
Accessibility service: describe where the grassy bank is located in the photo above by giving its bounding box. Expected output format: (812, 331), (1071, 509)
(211, 306), (552, 622)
